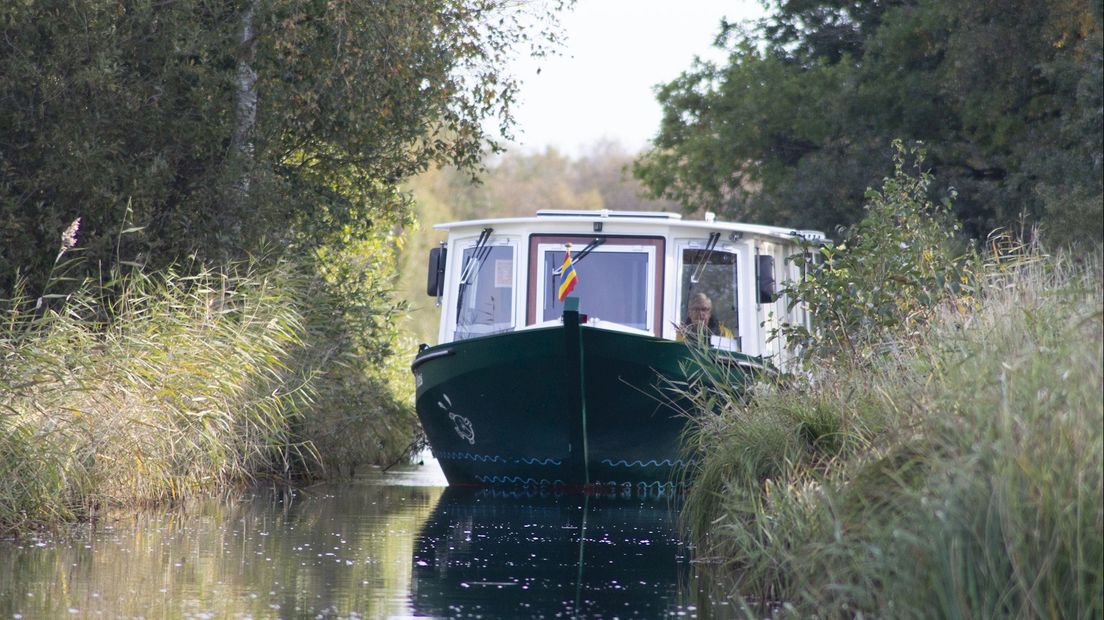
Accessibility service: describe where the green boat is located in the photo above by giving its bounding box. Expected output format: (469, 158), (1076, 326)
(411, 210), (822, 493)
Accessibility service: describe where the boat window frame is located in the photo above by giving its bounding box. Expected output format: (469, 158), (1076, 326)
(450, 235), (518, 341)
(526, 234), (665, 336)
(674, 239), (744, 349)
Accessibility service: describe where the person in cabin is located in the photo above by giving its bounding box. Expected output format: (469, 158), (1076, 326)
(678, 292), (733, 340)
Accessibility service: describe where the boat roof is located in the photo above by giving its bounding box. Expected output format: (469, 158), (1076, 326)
(433, 209), (827, 243)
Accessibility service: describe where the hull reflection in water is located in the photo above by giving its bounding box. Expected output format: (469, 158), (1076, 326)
(411, 487), (695, 618)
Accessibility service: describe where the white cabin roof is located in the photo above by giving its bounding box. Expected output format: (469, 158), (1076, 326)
(433, 209), (826, 243)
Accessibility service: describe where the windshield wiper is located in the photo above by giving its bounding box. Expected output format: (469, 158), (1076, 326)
(455, 227), (493, 322)
(553, 237), (606, 275)
(690, 232), (721, 284)
(459, 227), (494, 285)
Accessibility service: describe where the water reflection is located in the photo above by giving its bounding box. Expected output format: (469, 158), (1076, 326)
(0, 464), (700, 618)
(412, 487), (694, 618)
(0, 476), (443, 618)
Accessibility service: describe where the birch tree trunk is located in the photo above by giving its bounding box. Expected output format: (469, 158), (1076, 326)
(224, 0), (259, 257)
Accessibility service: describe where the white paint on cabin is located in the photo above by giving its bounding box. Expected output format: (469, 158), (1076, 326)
(428, 210), (824, 370)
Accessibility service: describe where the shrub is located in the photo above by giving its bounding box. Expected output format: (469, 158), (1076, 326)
(779, 140), (975, 367)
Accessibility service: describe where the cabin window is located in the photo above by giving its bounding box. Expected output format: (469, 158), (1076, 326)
(530, 237), (661, 334)
(756, 255), (776, 303)
(679, 247), (739, 348)
(454, 244), (514, 340)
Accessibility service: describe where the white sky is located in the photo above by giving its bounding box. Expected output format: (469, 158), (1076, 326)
(500, 0), (767, 157)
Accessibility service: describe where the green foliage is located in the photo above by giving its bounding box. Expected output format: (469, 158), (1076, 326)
(779, 141), (975, 364)
(295, 230), (421, 475)
(635, 38), (865, 233)
(0, 0), (572, 296)
(681, 245), (1103, 618)
(0, 0), (236, 293)
(635, 0), (1103, 246)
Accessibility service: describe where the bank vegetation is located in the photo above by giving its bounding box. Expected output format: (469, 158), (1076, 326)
(0, 250), (419, 532)
(680, 146), (1103, 618)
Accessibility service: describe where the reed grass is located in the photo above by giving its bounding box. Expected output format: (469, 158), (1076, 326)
(0, 254), (420, 533)
(0, 262), (311, 530)
(681, 247), (1103, 618)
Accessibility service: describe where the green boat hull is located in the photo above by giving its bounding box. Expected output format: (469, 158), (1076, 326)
(412, 311), (763, 493)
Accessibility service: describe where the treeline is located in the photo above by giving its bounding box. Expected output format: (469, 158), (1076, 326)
(635, 0), (1103, 245)
(430, 141), (680, 220)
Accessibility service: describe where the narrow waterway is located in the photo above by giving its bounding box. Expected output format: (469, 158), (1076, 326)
(0, 458), (713, 618)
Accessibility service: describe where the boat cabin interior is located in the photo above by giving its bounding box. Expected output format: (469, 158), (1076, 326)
(425, 210), (824, 366)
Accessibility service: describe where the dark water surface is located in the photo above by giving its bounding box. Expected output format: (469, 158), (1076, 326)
(0, 459), (711, 618)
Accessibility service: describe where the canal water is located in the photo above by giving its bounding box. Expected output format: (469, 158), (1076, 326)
(0, 458), (717, 618)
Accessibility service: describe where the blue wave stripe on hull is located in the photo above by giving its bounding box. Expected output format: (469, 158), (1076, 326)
(517, 457), (563, 466)
(600, 458), (691, 468)
(474, 475), (566, 486)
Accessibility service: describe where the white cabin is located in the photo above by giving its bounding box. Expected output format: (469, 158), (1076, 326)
(426, 210), (824, 368)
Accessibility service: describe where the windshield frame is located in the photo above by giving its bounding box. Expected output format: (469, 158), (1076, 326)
(526, 234), (665, 335)
(452, 238), (517, 341)
(675, 239), (744, 350)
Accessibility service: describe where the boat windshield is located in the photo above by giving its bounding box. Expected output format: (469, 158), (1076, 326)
(455, 244), (514, 340)
(680, 248), (740, 348)
(539, 247), (653, 332)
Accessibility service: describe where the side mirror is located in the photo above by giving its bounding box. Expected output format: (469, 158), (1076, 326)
(426, 247), (447, 297)
(757, 255), (775, 303)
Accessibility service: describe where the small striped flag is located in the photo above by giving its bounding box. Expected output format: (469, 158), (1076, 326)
(557, 247), (578, 301)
